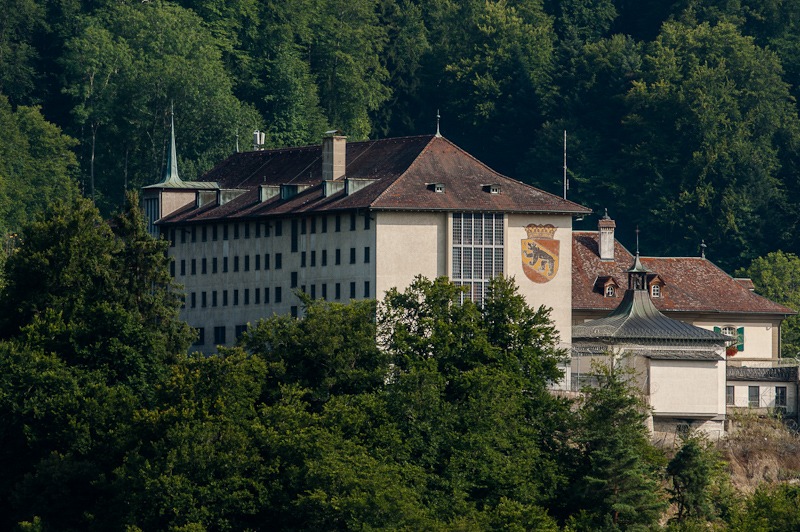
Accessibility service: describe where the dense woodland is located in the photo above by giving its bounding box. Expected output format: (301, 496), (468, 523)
(3, 0), (800, 272)
(1, 193), (799, 530)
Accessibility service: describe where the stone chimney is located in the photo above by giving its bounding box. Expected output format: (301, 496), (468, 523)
(322, 130), (346, 181)
(598, 208), (616, 261)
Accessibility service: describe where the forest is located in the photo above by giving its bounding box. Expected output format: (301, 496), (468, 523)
(1, 192), (799, 530)
(3, 0), (800, 273)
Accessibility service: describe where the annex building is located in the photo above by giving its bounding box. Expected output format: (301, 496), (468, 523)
(143, 128), (590, 387)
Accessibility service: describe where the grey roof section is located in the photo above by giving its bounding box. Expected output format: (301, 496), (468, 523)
(629, 349), (723, 361)
(573, 289), (730, 343)
(727, 366), (798, 382)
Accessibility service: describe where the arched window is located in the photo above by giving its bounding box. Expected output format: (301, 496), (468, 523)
(605, 285), (615, 297)
(651, 284), (661, 298)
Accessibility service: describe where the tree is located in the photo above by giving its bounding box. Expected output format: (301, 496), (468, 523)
(736, 251), (800, 357)
(570, 356), (667, 529)
(667, 434), (727, 524)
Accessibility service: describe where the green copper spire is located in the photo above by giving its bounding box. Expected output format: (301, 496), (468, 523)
(161, 103), (183, 185)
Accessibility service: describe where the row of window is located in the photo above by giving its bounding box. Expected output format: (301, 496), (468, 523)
(452, 213), (505, 304)
(171, 212), (371, 246)
(188, 281), (371, 309)
(171, 247), (371, 277)
(726, 385), (787, 409)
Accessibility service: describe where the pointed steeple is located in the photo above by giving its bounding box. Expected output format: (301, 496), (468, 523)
(161, 103), (184, 186)
(627, 227), (649, 291)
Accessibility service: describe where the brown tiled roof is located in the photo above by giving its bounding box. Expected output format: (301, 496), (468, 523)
(158, 135), (590, 224)
(573, 232), (796, 316)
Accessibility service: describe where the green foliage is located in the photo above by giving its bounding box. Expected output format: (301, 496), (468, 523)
(728, 483), (800, 531)
(737, 251), (800, 357)
(667, 434), (728, 523)
(570, 356), (667, 530)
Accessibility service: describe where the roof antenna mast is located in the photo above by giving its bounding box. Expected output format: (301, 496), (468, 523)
(435, 109), (442, 138)
(563, 130), (568, 200)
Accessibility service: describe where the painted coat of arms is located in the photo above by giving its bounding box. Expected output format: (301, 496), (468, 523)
(521, 224), (559, 283)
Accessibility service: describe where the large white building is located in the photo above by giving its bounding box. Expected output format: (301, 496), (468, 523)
(143, 130), (590, 369)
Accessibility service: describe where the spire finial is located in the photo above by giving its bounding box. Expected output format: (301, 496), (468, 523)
(435, 109), (441, 137)
(700, 239), (707, 259)
(162, 101), (182, 184)
(635, 226), (640, 256)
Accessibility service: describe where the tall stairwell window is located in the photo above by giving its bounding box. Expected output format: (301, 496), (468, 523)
(452, 213), (504, 305)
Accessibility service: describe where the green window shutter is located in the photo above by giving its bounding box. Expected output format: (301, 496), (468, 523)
(737, 327), (745, 351)
(714, 326), (721, 334)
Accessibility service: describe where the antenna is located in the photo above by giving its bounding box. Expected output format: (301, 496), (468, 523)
(563, 130), (568, 199)
(235, 130), (239, 153)
(635, 226), (640, 255)
(700, 239), (707, 259)
(435, 109), (442, 138)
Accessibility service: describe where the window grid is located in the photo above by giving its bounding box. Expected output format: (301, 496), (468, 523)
(452, 213), (504, 305)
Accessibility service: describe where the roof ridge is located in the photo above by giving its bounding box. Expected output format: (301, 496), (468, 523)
(370, 135), (438, 207)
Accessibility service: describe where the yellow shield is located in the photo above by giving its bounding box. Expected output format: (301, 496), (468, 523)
(521, 224), (559, 283)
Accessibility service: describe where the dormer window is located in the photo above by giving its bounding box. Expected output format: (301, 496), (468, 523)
(651, 284), (661, 298)
(428, 183), (445, 193)
(483, 184), (501, 194)
(605, 285), (615, 297)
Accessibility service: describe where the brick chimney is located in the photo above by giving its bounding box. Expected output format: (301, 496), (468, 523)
(322, 130), (346, 181)
(598, 208), (616, 261)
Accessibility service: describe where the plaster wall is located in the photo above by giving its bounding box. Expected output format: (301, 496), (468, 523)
(726, 381), (797, 414)
(648, 359), (726, 417)
(694, 319), (776, 360)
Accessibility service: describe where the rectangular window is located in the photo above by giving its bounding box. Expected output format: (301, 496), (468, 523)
(233, 289), (239, 306)
(223, 290), (228, 306)
(223, 224), (229, 240)
(223, 256), (229, 273)
(321, 216), (328, 233)
(234, 256), (240, 272)
(291, 219), (298, 252)
(191, 226), (197, 243)
(749, 386), (760, 408)
(212, 257), (218, 274)
(364, 214), (370, 230)
(311, 250), (316, 267)
(212, 291), (218, 307)
(322, 283), (327, 300)
(191, 259), (196, 275)
(170, 261), (175, 277)
(776, 386), (787, 408)
(301, 251), (307, 267)
(350, 282), (356, 299)
(193, 327), (205, 346)
(291, 272), (298, 288)
(451, 213), (505, 305)
(202, 292), (207, 307)
(310, 284), (316, 299)
(181, 229), (186, 244)
(244, 255), (250, 272)
(291, 306), (298, 318)
(264, 287), (270, 304)
(364, 247), (370, 263)
(335, 214), (341, 232)
(233, 223), (239, 239)
(235, 325), (247, 340)
(275, 287), (282, 303)
(275, 220), (282, 236)
(364, 281), (370, 298)
(202, 226), (207, 242)
(726, 386), (734, 406)
(335, 249), (341, 265)
(264, 253), (270, 270)
(310, 217), (316, 234)
(322, 249), (328, 266)
(255, 254), (260, 270)
(244, 223), (250, 239)
(335, 283), (341, 300)
(201, 258), (207, 274)
(191, 292), (197, 308)
(170, 229), (176, 247)
(301, 218), (307, 234)
(255, 223), (260, 238)
(350, 212), (357, 231)
(212, 225), (218, 241)
(180, 260), (186, 276)
(214, 326), (226, 345)
(255, 287), (260, 305)
(275, 253), (282, 269)
(244, 288), (250, 305)
(350, 248), (356, 264)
